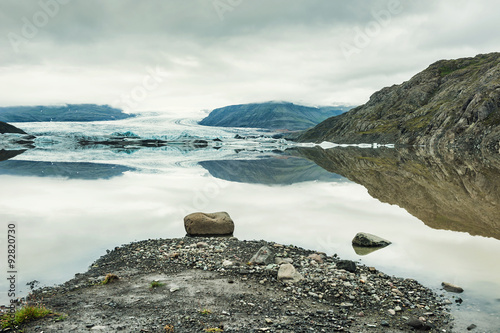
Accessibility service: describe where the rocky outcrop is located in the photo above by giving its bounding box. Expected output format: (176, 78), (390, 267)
(295, 146), (500, 240)
(299, 53), (500, 151)
(184, 212), (235, 236)
(0, 121), (26, 134)
(200, 101), (350, 131)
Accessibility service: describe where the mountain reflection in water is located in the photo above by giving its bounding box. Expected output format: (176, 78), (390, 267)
(200, 156), (347, 185)
(295, 146), (500, 240)
(0, 158), (134, 179)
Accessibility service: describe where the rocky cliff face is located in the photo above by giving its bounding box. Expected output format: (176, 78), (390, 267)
(300, 53), (500, 151)
(295, 146), (500, 240)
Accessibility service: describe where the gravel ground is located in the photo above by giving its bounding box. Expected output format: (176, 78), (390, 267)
(5, 237), (455, 332)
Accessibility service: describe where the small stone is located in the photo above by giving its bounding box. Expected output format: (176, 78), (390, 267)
(308, 253), (324, 263)
(388, 309), (396, 315)
(394, 306), (402, 312)
(265, 318), (273, 324)
(249, 246), (273, 265)
(381, 320), (389, 327)
(407, 317), (432, 331)
(336, 260), (356, 273)
(277, 264), (302, 283)
(275, 257), (293, 265)
(467, 324), (477, 330)
(170, 284), (180, 292)
(441, 282), (464, 293)
(222, 260), (233, 267)
(392, 288), (404, 296)
(196, 242), (209, 248)
(91, 326), (107, 330)
(340, 302), (354, 307)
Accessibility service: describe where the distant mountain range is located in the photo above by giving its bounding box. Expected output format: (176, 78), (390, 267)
(0, 104), (134, 122)
(0, 121), (26, 134)
(299, 52), (500, 151)
(199, 102), (352, 131)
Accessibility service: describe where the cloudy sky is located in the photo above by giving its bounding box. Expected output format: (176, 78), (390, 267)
(0, 0), (498, 116)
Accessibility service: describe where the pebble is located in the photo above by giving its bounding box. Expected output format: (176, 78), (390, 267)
(467, 324), (477, 330)
(91, 326), (107, 330)
(308, 253), (324, 263)
(222, 260), (233, 267)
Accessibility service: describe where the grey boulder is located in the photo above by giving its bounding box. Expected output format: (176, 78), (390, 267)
(278, 263), (302, 283)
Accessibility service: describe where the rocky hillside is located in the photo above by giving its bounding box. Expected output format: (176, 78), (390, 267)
(299, 53), (500, 151)
(0, 104), (133, 122)
(0, 121), (26, 134)
(200, 102), (350, 131)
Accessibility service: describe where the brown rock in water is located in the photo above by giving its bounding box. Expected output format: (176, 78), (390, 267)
(184, 212), (234, 236)
(441, 282), (464, 293)
(352, 232), (391, 247)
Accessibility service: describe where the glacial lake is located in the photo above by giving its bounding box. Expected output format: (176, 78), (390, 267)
(1, 114), (499, 332)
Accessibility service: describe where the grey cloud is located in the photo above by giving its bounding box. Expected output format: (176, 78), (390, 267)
(0, 0), (498, 111)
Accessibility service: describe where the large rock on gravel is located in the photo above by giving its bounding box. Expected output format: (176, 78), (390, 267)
(184, 212), (234, 236)
(278, 263), (302, 283)
(352, 232), (392, 247)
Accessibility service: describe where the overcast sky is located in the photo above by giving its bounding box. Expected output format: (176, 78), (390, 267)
(0, 0), (498, 116)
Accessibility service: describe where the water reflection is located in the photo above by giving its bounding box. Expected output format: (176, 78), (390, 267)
(199, 156), (347, 185)
(0, 149), (26, 161)
(0, 160), (134, 179)
(295, 146), (500, 240)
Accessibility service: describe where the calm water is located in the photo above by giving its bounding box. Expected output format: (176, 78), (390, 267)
(1, 115), (499, 332)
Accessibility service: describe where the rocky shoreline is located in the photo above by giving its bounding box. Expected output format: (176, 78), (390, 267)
(8, 237), (457, 332)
